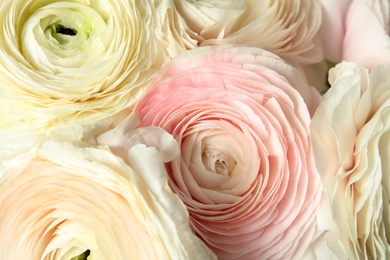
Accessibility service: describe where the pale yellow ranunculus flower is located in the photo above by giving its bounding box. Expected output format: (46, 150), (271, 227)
(0, 0), (169, 149)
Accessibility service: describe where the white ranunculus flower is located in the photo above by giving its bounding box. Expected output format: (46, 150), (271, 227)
(311, 61), (390, 259)
(0, 138), (216, 259)
(168, 0), (323, 64)
(0, 0), (168, 143)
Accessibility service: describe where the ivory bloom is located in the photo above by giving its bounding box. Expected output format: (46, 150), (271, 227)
(311, 62), (390, 259)
(0, 0), (168, 141)
(0, 140), (216, 259)
(168, 0), (323, 64)
(128, 46), (323, 259)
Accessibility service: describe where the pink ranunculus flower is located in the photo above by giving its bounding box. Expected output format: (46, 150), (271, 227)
(0, 137), (216, 259)
(167, 0), (323, 65)
(119, 46), (323, 259)
(320, 0), (390, 70)
(311, 61), (390, 259)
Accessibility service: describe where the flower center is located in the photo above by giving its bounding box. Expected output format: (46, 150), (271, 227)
(70, 249), (91, 260)
(20, 2), (111, 72)
(56, 25), (77, 36)
(202, 149), (236, 176)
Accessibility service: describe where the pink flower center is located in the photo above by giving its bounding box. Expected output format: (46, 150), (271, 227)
(202, 149), (236, 176)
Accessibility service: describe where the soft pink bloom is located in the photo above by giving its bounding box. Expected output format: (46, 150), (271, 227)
(311, 61), (390, 259)
(0, 138), (216, 259)
(320, 0), (390, 70)
(122, 46), (323, 259)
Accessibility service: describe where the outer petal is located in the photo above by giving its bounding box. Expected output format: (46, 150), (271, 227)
(97, 112), (180, 163)
(128, 144), (216, 260)
(144, 45), (322, 116)
(319, 0), (352, 62)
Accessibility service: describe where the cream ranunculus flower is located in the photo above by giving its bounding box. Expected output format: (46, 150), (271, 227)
(0, 0), (168, 141)
(0, 138), (216, 259)
(311, 62), (390, 259)
(168, 0), (323, 65)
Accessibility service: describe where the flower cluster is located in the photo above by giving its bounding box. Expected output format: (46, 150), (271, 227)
(0, 0), (389, 259)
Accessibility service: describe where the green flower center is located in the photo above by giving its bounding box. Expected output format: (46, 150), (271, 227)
(56, 25), (77, 36)
(70, 249), (91, 260)
(20, 2), (112, 72)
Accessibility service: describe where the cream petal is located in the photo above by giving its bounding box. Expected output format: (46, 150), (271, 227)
(127, 144), (217, 260)
(97, 113), (180, 163)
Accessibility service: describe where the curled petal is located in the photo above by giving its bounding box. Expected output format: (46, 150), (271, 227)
(97, 113), (180, 163)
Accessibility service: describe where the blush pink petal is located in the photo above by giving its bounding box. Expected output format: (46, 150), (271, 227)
(320, 0), (390, 71)
(344, 1), (390, 70)
(319, 0), (352, 62)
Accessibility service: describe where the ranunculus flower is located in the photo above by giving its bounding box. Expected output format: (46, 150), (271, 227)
(167, 0), (323, 65)
(311, 61), (390, 259)
(0, 0), (168, 140)
(320, 0), (390, 70)
(0, 138), (216, 259)
(106, 45), (323, 259)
